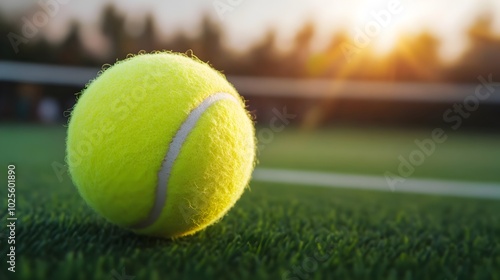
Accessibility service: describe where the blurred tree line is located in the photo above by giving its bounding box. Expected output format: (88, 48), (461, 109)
(2, 5), (500, 83)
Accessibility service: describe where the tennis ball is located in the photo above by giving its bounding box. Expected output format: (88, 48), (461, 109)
(66, 52), (255, 238)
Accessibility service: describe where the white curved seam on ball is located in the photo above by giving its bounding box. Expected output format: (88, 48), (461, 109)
(130, 92), (239, 230)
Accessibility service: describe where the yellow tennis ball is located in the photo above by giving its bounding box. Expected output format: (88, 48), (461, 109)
(66, 52), (255, 238)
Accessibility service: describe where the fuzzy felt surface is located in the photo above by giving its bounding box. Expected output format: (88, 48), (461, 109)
(66, 52), (255, 238)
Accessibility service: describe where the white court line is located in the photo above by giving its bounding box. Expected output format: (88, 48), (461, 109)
(252, 168), (500, 200)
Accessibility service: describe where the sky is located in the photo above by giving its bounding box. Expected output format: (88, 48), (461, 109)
(2, 0), (500, 61)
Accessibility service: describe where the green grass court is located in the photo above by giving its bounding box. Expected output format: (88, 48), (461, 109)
(1, 125), (499, 280)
